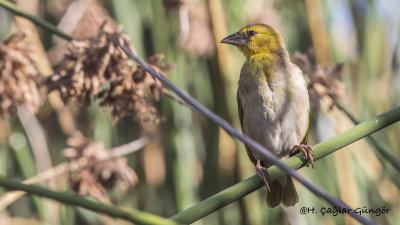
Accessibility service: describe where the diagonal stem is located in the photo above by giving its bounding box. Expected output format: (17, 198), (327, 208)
(0, 177), (178, 225)
(0, 0), (74, 41)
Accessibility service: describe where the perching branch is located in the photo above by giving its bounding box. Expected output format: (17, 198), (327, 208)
(169, 105), (400, 223)
(0, 177), (178, 225)
(112, 36), (379, 225)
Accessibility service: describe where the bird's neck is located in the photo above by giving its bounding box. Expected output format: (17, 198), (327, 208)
(246, 50), (290, 72)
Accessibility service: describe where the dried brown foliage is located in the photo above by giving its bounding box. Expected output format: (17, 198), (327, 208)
(291, 51), (345, 113)
(45, 23), (173, 124)
(48, 0), (118, 65)
(63, 131), (138, 201)
(0, 33), (41, 119)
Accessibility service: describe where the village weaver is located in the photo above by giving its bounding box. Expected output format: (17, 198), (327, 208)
(221, 24), (314, 208)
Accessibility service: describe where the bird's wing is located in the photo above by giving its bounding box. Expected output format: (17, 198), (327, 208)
(237, 91), (244, 129)
(301, 111), (310, 145)
(237, 91), (257, 165)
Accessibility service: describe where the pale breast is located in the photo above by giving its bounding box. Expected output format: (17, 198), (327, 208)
(238, 63), (309, 164)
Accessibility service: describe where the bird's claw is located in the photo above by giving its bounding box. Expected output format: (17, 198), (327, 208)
(292, 144), (315, 169)
(256, 159), (270, 192)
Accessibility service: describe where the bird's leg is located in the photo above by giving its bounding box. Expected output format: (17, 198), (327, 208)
(256, 159), (270, 192)
(291, 144), (315, 169)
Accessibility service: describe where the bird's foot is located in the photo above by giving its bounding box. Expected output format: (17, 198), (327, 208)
(256, 159), (270, 192)
(291, 144), (315, 169)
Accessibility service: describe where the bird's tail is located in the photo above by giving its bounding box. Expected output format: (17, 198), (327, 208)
(266, 175), (299, 208)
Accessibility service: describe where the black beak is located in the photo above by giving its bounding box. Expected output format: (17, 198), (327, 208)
(220, 32), (246, 46)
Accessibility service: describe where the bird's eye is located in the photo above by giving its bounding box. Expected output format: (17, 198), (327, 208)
(246, 30), (256, 37)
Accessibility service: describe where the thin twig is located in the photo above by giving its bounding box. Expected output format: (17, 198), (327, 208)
(0, 136), (149, 211)
(161, 89), (192, 108)
(0, 0), (73, 41)
(112, 36), (378, 225)
(97, 136), (149, 160)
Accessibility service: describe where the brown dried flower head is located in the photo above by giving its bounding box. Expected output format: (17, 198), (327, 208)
(0, 33), (42, 119)
(291, 51), (345, 113)
(45, 22), (173, 124)
(63, 131), (138, 201)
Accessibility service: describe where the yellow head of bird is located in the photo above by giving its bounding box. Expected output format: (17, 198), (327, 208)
(220, 24), (286, 59)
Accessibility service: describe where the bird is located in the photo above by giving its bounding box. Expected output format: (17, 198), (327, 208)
(220, 24), (314, 208)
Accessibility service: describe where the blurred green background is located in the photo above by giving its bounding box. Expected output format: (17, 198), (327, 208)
(0, 0), (399, 225)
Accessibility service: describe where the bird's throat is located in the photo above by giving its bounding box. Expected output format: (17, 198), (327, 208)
(247, 53), (285, 75)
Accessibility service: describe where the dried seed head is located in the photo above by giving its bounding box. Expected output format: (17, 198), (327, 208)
(291, 51), (345, 113)
(45, 23), (174, 126)
(0, 33), (42, 119)
(63, 131), (138, 201)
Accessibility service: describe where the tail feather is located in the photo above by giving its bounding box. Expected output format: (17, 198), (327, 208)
(266, 180), (282, 208)
(282, 176), (299, 206)
(266, 175), (298, 208)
